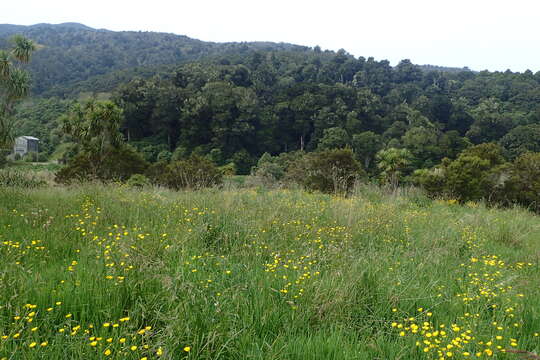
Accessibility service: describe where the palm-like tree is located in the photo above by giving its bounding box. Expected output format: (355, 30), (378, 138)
(0, 35), (35, 151)
(376, 147), (413, 190)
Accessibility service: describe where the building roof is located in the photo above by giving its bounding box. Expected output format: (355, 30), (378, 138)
(18, 136), (40, 141)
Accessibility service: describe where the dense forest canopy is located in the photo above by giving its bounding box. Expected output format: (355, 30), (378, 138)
(4, 23), (540, 179)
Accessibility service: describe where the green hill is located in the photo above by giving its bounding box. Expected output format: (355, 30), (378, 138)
(0, 23), (309, 97)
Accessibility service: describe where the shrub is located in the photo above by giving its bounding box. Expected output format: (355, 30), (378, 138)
(251, 151), (305, 187)
(413, 144), (508, 202)
(141, 144), (168, 163)
(498, 152), (540, 212)
(171, 146), (188, 161)
(156, 150), (172, 163)
(0, 149), (9, 168)
(443, 155), (499, 202)
(163, 155), (222, 190)
(232, 150), (256, 175)
(219, 162), (236, 176)
(460, 143), (505, 166)
(253, 161), (285, 186)
(126, 174), (151, 188)
(0, 169), (46, 188)
(23, 152), (39, 162)
(412, 167), (446, 196)
(251, 152), (286, 186)
(286, 148), (365, 194)
(145, 161), (169, 186)
(55, 145), (148, 184)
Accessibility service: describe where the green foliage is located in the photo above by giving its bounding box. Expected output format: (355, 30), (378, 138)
(144, 161), (169, 186)
(231, 150), (256, 175)
(351, 131), (382, 171)
(138, 144), (169, 162)
(443, 155), (499, 202)
(219, 162), (237, 176)
(252, 151), (306, 186)
(252, 152), (287, 186)
(126, 173), (151, 188)
(162, 155), (223, 190)
(499, 124), (540, 160)
(0, 168), (45, 188)
(414, 144), (507, 202)
(0, 149), (8, 168)
(0, 35), (35, 152)
(401, 126), (441, 168)
(0, 23), (309, 97)
(460, 142), (506, 166)
(22, 151), (46, 162)
(57, 100), (148, 183)
(8, 23), (540, 189)
(376, 148), (413, 189)
(498, 152), (540, 212)
(12, 98), (74, 155)
(61, 100), (123, 152)
(156, 150), (172, 163)
(171, 146), (188, 161)
(317, 127), (350, 150)
(55, 145), (147, 184)
(287, 148), (364, 194)
(466, 99), (513, 144)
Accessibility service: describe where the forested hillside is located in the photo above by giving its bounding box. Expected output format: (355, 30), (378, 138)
(108, 50), (540, 174)
(5, 23), (540, 201)
(0, 23), (309, 96)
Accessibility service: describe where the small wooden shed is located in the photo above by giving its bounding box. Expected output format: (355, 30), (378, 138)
(13, 136), (39, 156)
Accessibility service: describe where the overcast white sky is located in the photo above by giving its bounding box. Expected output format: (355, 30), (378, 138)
(2, 0), (539, 72)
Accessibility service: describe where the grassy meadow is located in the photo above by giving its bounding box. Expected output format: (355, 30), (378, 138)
(0, 184), (539, 359)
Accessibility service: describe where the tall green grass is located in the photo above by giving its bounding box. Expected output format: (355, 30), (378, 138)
(0, 185), (539, 359)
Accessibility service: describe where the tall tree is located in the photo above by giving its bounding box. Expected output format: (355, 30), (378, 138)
(0, 35), (35, 151)
(57, 100), (147, 182)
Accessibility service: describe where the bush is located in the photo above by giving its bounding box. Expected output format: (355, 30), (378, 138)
(286, 148), (365, 194)
(498, 152), (540, 212)
(156, 150), (172, 163)
(232, 150), (256, 175)
(126, 174), (151, 188)
(140, 144), (168, 163)
(55, 145), (148, 184)
(413, 144), (507, 202)
(443, 155), (499, 202)
(171, 146), (188, 161)
(0, 169), (46, 188)
(23, 152), (39, 162)
(163, 155), (223, 190)
(412, 167), (446, 196)
(253, 161), (285, 186)
(0, 149), (9, 168)
(145, 161), (169, 186)
(219, 162), (236, 176)
(251, 151), (305, 187)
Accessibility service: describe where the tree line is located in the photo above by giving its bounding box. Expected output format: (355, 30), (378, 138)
(3, 31), (540, 210)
